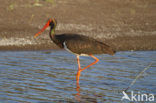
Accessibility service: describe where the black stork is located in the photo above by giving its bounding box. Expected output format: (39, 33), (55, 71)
(34, 18), (116, 85)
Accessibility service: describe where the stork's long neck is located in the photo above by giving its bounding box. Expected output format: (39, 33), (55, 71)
(49, 26), (56, 41)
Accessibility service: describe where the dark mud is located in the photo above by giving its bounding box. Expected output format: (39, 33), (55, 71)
(0, 0), (156, 51)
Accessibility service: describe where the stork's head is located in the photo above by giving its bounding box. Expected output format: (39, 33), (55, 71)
(49, 18), (57, 29)
(34, 18), (57, 38)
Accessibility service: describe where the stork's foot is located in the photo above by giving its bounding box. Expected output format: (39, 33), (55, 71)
(75, 81), (81, 101)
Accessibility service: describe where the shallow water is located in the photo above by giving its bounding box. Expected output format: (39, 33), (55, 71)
(0, 50), (155, 103)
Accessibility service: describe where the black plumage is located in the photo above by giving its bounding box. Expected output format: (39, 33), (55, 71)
(50, 33), (115, 56)
(47, 19), (115, 56)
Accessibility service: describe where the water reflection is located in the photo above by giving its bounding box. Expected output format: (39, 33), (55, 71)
(0, 50), (155, 102)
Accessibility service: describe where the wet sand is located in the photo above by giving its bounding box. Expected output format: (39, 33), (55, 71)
(0, 0), (156, 51)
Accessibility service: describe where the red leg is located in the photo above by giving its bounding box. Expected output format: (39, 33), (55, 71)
(75, 55), (99, 101)
(76, 56), (81, 100)
(81, 55), (99, 71)
(76, 55), (81, 84)
(76, 55), (99, 84)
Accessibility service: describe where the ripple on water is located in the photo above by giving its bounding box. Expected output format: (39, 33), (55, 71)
(0, 50), (156, 102)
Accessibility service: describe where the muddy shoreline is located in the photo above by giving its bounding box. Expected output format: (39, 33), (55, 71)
(0, 34), (155, 51)
(0, 0), (156, 51)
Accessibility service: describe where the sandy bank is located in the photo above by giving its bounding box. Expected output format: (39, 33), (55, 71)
(0, 0), (156, 51)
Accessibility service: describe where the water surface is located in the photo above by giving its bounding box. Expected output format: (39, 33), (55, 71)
(0, 50), (156, 102)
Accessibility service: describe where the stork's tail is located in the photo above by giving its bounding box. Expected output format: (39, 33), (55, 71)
(107, 47), (116, 56)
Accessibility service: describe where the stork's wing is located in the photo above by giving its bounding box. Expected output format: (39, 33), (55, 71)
(64, 35), (114, 55)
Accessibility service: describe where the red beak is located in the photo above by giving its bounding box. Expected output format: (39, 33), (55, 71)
(34, 19), (51, 38)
